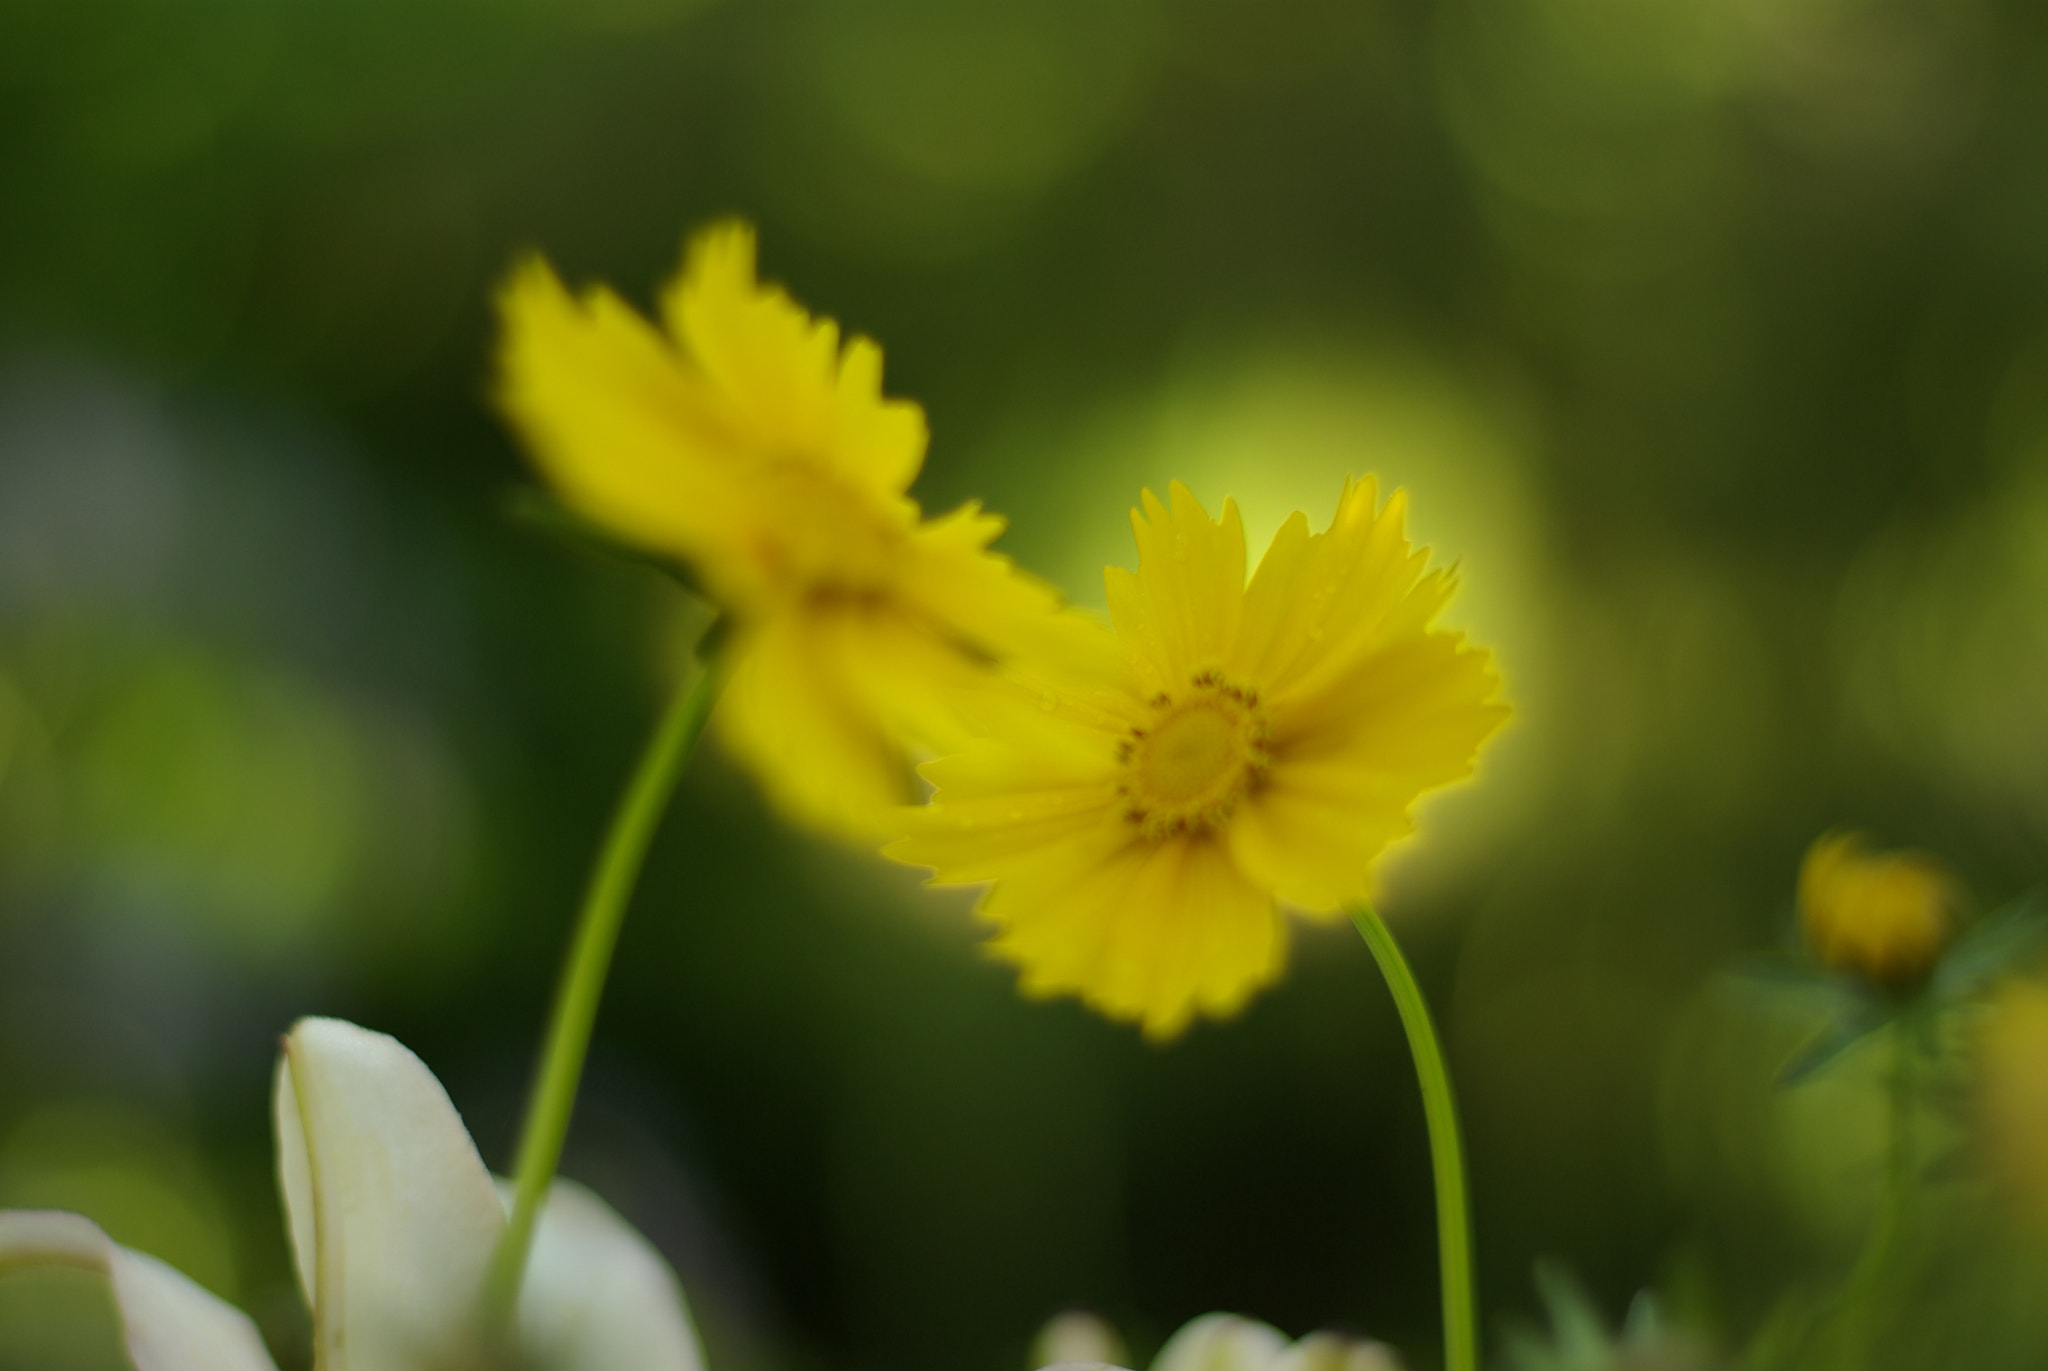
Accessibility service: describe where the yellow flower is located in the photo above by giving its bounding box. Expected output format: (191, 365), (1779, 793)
(889, 479), (1509, 1039)
(1797, 831), (1956, 987)
(495, 222), (1056, 835)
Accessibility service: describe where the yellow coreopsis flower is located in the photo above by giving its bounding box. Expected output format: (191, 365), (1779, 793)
(889, 479), (1509, 1039)
(1797, 830), (1956, 987)
(496, 222), (1056, 835)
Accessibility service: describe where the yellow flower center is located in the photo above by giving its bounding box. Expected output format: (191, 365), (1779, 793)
(1118, 672), (1272, 840)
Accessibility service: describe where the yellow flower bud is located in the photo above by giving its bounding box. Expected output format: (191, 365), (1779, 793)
(1797, 831), (1956, 987)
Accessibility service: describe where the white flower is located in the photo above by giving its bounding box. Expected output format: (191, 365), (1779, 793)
(1039, 1313), (1403, 1371)
(0, 1017), (704, 1371)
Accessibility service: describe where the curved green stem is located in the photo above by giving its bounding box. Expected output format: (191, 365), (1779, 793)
(1351, 906), (1477, 1371)
(481, 663), (722, 1328)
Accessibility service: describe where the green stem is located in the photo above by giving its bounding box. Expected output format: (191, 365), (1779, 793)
(1747, 1013), (1922, 1371)
(1875, 1019), (1915, 1272)
(481, 663), (721, 1329)
(1835, 1016), (1917, 1368)
(1351, 907), (1477, 1371)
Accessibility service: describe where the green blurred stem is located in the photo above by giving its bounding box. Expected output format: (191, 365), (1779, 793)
(1837, 1016), (1917, 1366)
(481, 663), (721, 1330)
(1352, 906), (1477, 1371)
(1878, 1019), (1917, 1271)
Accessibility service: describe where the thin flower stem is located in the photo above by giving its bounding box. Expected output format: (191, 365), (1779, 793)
(1873, 1017), (1916, 1273)
(1834, 1015), (1917, 1368)
(1748, 1012), (1923, 1371)
(1351, 906), (1477, 1371)
(481, 662), (722, 1329)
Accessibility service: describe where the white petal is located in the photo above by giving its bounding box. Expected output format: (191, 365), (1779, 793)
(1153, 1314), (1291, 1371)
(506, 1177), (706, 1371)
(1032, 1311), (1129, 1368)
(1271, 1332), (1405, 1371)
(275, 1017), (506, 1371)
(0, 1210), (279, 1371)
(273, 1055), (316, 1314)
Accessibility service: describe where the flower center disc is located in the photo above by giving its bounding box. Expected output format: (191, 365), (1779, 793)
(1119, 675), (1271, 839)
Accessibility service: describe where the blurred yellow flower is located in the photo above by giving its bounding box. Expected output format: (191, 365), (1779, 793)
(1797, 831), (1956, 987)
(496, 222), (1056, 835)
(1975, 977), (2048, 1226)
(890, 479), (1508, 1039)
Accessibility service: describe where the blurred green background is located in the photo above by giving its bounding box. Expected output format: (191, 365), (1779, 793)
(4, 0), (2048, 1367)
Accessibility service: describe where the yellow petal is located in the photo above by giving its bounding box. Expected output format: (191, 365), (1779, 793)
(890, 740), (1124, 883)
(497, 227), (930, 618)
(496, 256), (750, 568)
(985, 835), (1285, 1040)
(1225, 508), (1316, 681)
(824, 606), (978, 757)
(972, 610), (1150, 742)
(897, 794), (1130, 890)
(1107, 483), (1247, 689)
(1234, 632), (1507, 911)
(1236, 477), (1440, 708)
(1277, 617), (1505, 759)
(659, 222), (926, 501)
(715, 591), (1074, 838)
(889, 662), (1137, 882)
(716, 615), (910, 839)
(902, 501), (1066, 662)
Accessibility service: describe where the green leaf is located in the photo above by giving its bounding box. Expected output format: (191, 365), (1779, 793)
(1932, 889), (2048, 1002)
(1777, 1002), (1890, 1087)
(501, 485), (707, 596)
(1533, 1262), (1614, 1365)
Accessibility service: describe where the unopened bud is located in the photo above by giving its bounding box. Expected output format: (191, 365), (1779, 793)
(1798, 831), (1956, 987)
